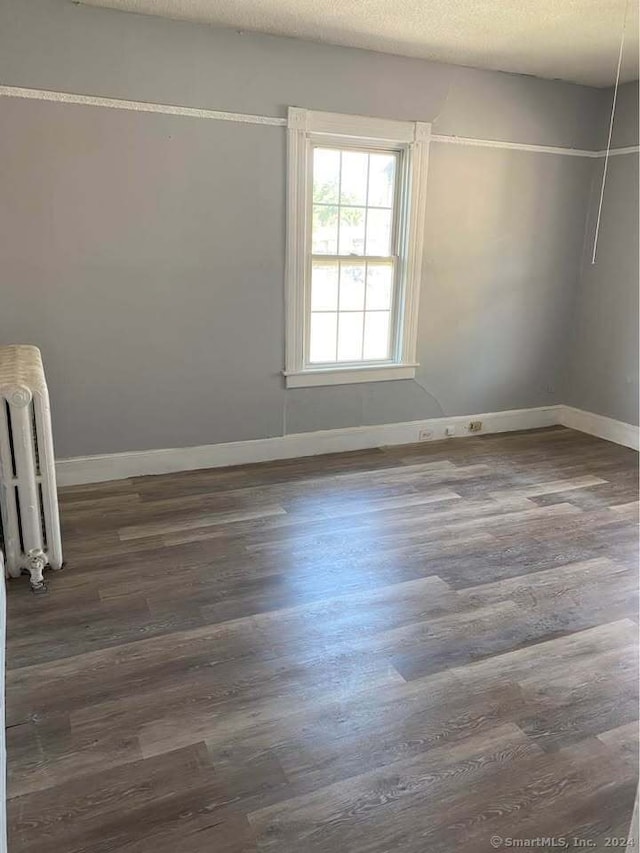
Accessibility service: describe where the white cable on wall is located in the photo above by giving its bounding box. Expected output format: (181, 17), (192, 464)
(591, 0), (629, 265)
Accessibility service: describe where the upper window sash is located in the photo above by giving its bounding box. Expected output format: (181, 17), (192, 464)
(310, 143), (402, 260)
(285, 108), (431, 388)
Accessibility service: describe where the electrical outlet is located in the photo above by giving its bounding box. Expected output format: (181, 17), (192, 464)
(418, 428), (433, 441)
(468, 420), (482, 433)
(445, 426), (456, 437)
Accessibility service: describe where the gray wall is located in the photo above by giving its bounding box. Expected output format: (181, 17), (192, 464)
(592, 81), (639, 150)
(566, 82), (639, 426)
(0, 0), (603, 147)
(0, 0), (625, 458)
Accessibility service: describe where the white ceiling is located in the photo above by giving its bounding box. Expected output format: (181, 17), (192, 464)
(82, 0), (639, 87)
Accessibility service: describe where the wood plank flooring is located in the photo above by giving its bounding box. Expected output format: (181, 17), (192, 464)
(5, 426), (639, 852)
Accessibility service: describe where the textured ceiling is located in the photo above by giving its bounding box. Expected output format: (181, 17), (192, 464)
(81, 0), (639, 87)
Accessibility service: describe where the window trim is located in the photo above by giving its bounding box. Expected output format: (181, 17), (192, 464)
(284, 108), (431, 389)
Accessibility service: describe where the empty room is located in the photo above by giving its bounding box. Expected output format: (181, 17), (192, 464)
(0, 0), (639, 850)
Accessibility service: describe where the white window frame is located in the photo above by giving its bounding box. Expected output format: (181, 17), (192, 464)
(284, 107), (431, 388)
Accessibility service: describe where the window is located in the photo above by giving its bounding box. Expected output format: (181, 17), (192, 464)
(285, 108), (431, 388)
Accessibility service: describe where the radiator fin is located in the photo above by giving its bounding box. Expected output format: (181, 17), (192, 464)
(13, 486), (24, 555)
(31, 402), (41, 477)
(4, 401), (16, 479)
(37, 483), (47, 549)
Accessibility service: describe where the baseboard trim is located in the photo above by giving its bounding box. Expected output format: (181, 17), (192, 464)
(559, 406), (639, 451)
(55, 404), (639, 486)
(55, 405), (561, 486)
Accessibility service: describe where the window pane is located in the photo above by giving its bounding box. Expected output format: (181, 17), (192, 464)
(340, 150), (368, 206)
(313, 148), (340, 204)
(337, 312), (364, 361)
(338, 207), (365, 255)
(365, 208), (393, 256)
(339, 263), (365, 311)
(307, 145), (400, 368)
(363, 311), (391, 360)
(368, 153), (396, 208)
(312, 205), (338, 254)
(366, 263), (393, 309)
(311, 263), (339, 311)
(309, 312), (337, 363)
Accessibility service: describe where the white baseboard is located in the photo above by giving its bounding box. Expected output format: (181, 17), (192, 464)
(559, 406), (639, 451)
(55, 405), (561, 486)
(55, 404), (638, 486)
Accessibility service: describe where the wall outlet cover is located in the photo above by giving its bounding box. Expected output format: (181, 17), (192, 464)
(468, 420), (483, 432)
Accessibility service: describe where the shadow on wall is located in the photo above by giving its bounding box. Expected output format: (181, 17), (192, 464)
(419, 143), (591, 415)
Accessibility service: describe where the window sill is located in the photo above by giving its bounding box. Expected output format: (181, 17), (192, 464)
(284, 364), (418, 388)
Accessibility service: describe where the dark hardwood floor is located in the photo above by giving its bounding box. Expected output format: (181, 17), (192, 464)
(5, 426), (639, 852)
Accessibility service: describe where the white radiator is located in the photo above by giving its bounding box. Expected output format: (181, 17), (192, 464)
(0, 346), (63, 592)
